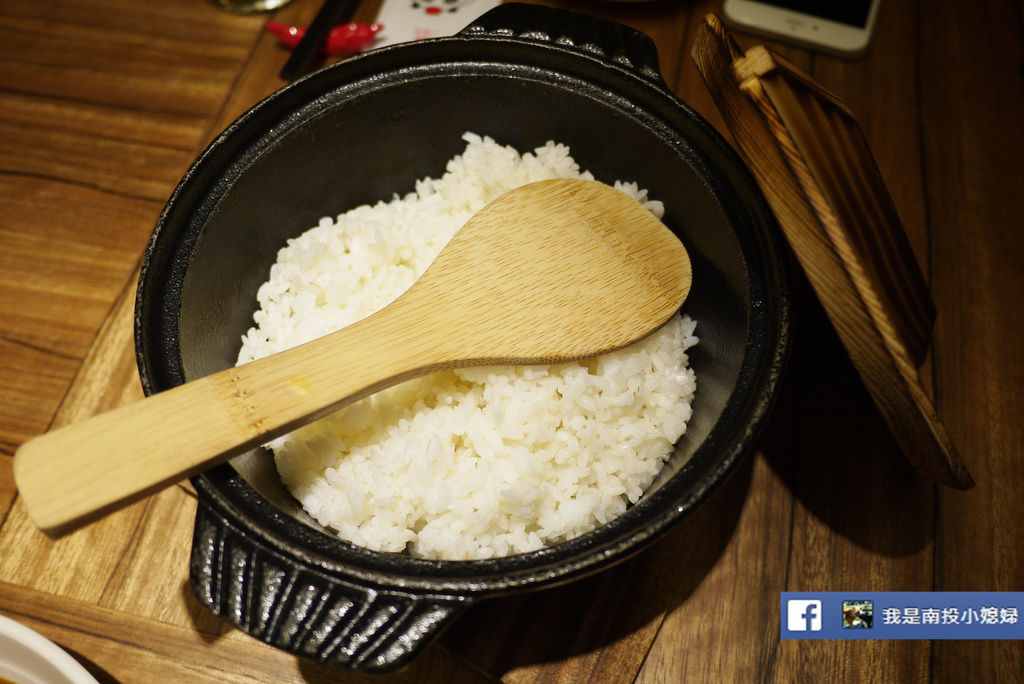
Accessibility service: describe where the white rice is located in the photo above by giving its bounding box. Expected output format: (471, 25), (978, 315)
(237, 133), (698, 560)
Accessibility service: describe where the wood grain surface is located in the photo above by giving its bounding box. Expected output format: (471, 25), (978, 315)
(1, 0), (1022, 682)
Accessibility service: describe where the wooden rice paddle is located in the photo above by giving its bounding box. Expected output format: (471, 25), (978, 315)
(14, 178), (691, 536)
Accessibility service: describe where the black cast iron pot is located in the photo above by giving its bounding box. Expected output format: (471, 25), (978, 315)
(135, 3), (792, 673)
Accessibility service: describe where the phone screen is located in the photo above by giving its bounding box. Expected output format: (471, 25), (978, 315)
(755, 1), (873, 28)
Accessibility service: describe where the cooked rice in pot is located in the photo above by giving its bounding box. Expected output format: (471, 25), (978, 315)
(237, 133), (698, 560)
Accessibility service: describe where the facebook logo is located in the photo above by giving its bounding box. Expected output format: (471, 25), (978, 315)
(787, 599), (823, 631)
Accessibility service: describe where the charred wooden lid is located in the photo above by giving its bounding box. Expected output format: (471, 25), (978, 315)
(693, 13), (973, 489)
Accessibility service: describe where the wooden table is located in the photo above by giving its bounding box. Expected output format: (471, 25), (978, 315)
(1, 0), (1021, 681)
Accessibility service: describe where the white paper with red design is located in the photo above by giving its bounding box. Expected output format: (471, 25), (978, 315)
(374, 0), (502, 47)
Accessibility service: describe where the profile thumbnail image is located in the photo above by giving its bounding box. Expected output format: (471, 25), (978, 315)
(842, 600), (874, 628)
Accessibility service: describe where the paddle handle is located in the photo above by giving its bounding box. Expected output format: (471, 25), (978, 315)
(13, 297), (441, 536)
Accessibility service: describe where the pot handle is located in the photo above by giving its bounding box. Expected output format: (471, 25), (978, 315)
(461, 2), (665, 85)
(189, 498), (470, 674)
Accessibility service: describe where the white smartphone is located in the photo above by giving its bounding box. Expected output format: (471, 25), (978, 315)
(721, 0), (883, 58)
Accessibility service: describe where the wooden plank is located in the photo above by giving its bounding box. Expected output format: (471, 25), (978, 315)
(771, 294), (935, 682)
(0, 581), (487, 684)
(635, 446), (798, 681)
(769, 0), (938, 677)
(0, 487), (199, 620)
(0, 230), (139, 454)
(0, 0), (259, 116)
(0, 0), (261, 49)
(920, 0), (1024, 681)
(0, 90), (204, 152)
(0, 336), (78, 446)
(0, 119), (200, 202)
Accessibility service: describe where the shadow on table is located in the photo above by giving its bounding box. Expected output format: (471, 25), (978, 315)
(759, 285), (935, 558)
(438, 435), (756, 678)
(60, 646), (121, 684)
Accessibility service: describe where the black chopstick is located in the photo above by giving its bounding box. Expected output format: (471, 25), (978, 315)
(279, 0), (359, 81)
